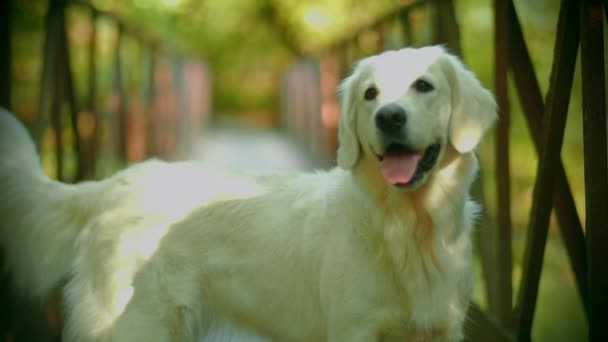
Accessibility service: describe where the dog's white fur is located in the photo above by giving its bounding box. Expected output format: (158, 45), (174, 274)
(0, 46), (496, 342)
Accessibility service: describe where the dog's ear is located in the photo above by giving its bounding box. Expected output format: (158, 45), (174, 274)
(442, 51), (497, 153)
(337, 72), (360, 169)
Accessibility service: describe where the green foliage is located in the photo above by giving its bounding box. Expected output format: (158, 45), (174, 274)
(82, 0), (408, 111)
(10, 0), (588, 340)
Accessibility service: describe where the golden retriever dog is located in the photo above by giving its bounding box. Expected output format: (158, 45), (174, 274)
(0, 45), (496, 342)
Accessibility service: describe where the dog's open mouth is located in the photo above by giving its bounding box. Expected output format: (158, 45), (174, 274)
(376, 143), (441, 187)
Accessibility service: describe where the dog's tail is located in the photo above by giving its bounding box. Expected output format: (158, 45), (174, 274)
(0, 108), (89, 300)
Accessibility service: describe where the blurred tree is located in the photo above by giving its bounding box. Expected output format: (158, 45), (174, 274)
(84, 0), (410, 114)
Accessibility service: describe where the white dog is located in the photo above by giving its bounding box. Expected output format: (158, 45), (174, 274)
(0, 45), (496, 342)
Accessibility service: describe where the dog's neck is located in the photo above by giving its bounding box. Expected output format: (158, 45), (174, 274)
(351, 147), (478, 216)
(346, 147), (479, 318)
(349, 147), (479, 264)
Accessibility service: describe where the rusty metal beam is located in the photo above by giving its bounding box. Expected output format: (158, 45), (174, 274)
(433, 0), (461, 55)
(35, 0), (63, 144)
(0, 255), (11, 342)
(580, 0), (608, 341)
(39, 0), (68, 181)
(493, 0), (513, 329)
(0, 0), (11, 110)
(82, 9), (98, 179)
(112, 23), (128, 164)
(508, 0), (590, 318)
(144, 46), (157, 157)
(50, 63), (65, 181)
(399, 8), (413, 46)
(59, 5), (83, 182)
(514, 1), (580, 339)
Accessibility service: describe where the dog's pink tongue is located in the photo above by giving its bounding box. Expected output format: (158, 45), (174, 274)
(381, 154), (422, 185)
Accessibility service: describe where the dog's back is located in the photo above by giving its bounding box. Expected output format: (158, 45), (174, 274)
(0, 109), (277, 340)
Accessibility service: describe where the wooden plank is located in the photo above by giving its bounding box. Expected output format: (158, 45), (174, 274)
(174, 55), (187, 158)
(68, 0), (159, 47)
(82, 9), (98, 179)
(51, 71), (64, 181)
(465, 303), (515, 342)
(35, 0), (63, 144)
(40, 0), (67, 181)
(514, 1), (580, 340)
(371, 21), (385, 54)
(112, 23), (127, 163)
(493, 0), (513, 329)
(399, 8), (413, 46)
(508, 0), (589, 316)
(0, 0), (11, 109)
(337, 42), (350, 78)
(433, 0), (461, 55)
(0, 256), (11, 342)
(60, 5), (84, 182)
(0, 1), (13, 335)
(126, 39), (146, 162)
(580, 1), (608, 341)
(144, 46), (157, 157)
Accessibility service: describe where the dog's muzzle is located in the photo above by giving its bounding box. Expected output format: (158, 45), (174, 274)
(375, 143), (441, 187)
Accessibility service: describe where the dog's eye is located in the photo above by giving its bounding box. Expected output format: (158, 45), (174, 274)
(363, 86), (378, 101)
(413, 79), (434, 93)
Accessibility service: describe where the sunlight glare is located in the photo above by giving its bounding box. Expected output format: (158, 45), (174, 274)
(303, 6), (330, 30)
(163, 0), (182, 7)
(452, 131), (478, 152)
(115, 286), (134, 315)
(369, 47), (443, 102)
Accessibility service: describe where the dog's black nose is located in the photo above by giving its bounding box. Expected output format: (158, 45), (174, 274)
(375, 104), (407, 134)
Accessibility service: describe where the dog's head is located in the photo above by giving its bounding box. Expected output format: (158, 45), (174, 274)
(337, 46), (496, 189)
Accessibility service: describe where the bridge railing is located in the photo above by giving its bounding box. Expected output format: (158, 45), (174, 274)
(0, 0), (211, 339)
(1, 0), (606, 341)
(280, 0), (607, 340)
(1, 0), (211, 183)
